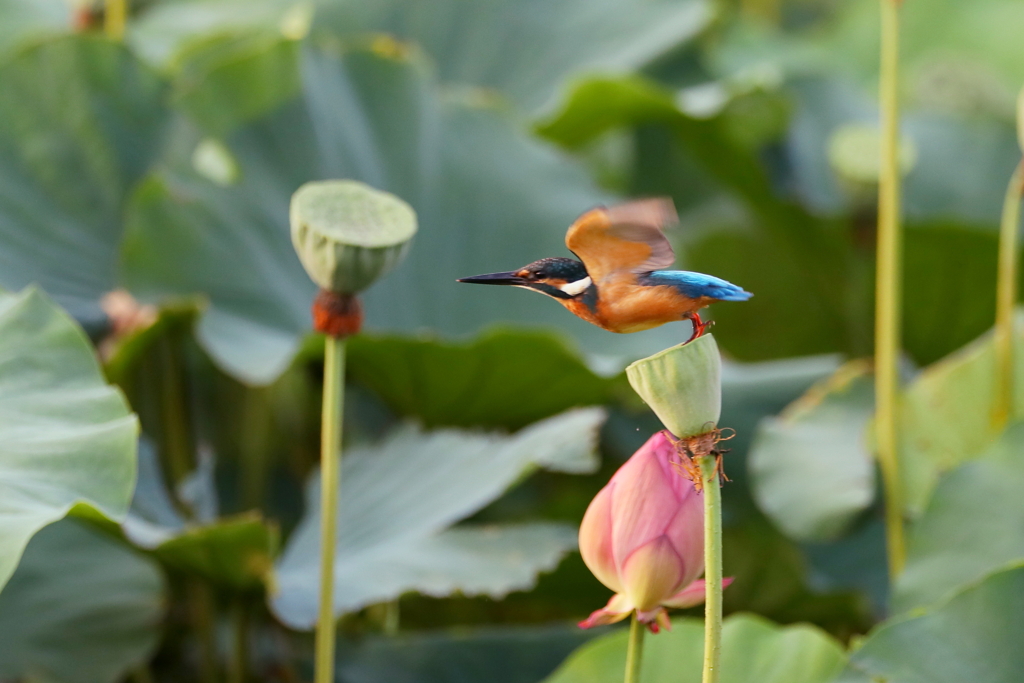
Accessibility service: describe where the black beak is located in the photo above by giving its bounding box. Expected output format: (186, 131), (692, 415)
(457, 271), (527, 286)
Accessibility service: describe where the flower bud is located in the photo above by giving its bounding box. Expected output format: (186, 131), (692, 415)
(626, 334), (721, 439)
(290, 180), (417, 295)
(578, 431), (730, 632)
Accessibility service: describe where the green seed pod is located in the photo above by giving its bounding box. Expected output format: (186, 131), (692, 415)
(626, 334), (721, 439)
(290, 180), (417, 294)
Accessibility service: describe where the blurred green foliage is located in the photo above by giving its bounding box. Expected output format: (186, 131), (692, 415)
(0, 0), (1022, 681)
(544, 614), (845, 683)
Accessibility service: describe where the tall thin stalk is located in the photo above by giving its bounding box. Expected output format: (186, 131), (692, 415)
(158, 334), (219, 682)
(698, 456), (723, 683)
(240, 386), (273, 511)
(315, 337), (346, 683)
(158, 335), (193, 489)
(291, 181), (414, 683)
(229, 600), (248, 683)
(104, 0), (127, 40)
(189, 581), (220, 683)
(875, 0), (908, 580)
(994, 161), (1023, 430)
(623, 614), (645, 683)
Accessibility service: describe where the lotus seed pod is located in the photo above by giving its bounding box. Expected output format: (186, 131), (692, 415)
(626, 334), (722, 439)
(290, 180), (417, 294)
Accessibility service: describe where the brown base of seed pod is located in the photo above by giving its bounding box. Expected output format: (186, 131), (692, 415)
(667, 428), (735, 489)
(312, 290), (363, 338)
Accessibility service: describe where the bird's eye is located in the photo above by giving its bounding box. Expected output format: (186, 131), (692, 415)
(534, 272), (545, 279)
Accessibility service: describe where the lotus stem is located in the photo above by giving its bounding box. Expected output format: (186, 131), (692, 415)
(315, 337), (345, 683)
(104, 0), (127, 40)
(698, 455), (723, 683)
(229, 599), (248, 683)
(158, 335), (193, 489)
(240, 385), (273, 511)
(189, 580), (219, 683)
(994, 161), (1023, 430)
(875, 0), (907, 580)
(624, 613), (645, 683)
(159, 336), (218, 681)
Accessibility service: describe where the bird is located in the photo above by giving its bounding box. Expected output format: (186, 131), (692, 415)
(457, 198), (751, 344)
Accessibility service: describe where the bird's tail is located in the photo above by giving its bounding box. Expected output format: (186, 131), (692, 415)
(643, 270), (753, 301)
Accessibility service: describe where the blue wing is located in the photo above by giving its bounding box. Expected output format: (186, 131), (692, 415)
(642, 270), (753, 301)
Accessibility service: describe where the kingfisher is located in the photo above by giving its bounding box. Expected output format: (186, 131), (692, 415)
(458, 198), (751, 343)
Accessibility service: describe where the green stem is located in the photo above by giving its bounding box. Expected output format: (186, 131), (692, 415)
(994, 161), (1023, 430)
(104, 0), (127, 40)
(315, 337), (346, 683)
(875, 0), (907, 580)
(623, 613), (645, 683)
(188, 580), (220, 683)
(229, 599), (248, 683)
(159, 334), (193, 490)
(698, 456), (723, 683)
(240, 386), (273, 511)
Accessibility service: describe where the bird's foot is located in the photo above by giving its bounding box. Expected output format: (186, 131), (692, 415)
(685, 313), (713, 344)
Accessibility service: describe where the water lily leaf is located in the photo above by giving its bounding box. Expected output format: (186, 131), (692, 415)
(748, 361), (876, 542)
(784, 0), (1024, 101)
(783, 76), (1018, 227)
(720, 519), (873, 636)
(123, 440), (278, 592)
(893, 423), (1024, 613)
(0, 287), (138, 593)
(346, 329), (619, 430)
(171, 30), (302, 136)
(718, 353), (842, 496)
(0, 518), (165, 683)
(271, 407), (605, 629)
(801, 517), (890, 617)
(830, 665), (875, 683)
(128, 0), (315, 67)
(900, 313), (1024, 514)
(153, 513), (279, 592)
(131, 0), (711, 114)
(0, 35), (168, 318)
(336, 624), (598, 683)
(853, 565), (1024, 683)
(315, 0), (711, 115)
(102, 301), (200, 386)
(902, 223), (1020, 367)
(312, 523), (578, 621)
(124, 41), (694, 385)
(543, 613), (845, 683)
(0, 0), (70, 58)
(120, 441), (188, 549)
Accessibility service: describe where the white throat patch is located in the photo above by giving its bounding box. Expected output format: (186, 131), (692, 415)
(558, 276), (592, 297)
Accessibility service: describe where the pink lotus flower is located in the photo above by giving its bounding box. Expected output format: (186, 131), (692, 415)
(578, 431), (731, 633)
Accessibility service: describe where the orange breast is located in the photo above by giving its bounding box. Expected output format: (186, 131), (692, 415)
(560, 279), (707, 333)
